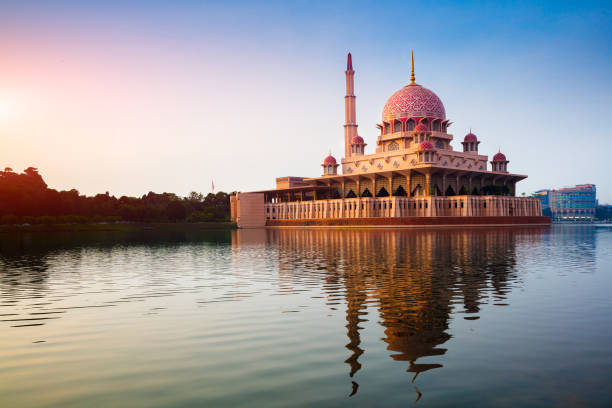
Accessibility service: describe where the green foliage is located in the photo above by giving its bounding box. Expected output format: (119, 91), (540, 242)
(0, 167), (231, 224)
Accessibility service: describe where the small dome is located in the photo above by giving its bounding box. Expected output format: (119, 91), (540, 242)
(323, 154), (337, 165)
(413, 123), (428, 133)
(351, 135), (364, 144)
(493, 151), (507, 161)
(418, 141), (434, 151)
(464, 132), (478, 142)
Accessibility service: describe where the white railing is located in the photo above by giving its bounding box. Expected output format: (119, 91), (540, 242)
(264, 196), (541, 220)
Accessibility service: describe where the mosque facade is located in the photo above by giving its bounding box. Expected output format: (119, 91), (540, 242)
(230, 53), (547, 228)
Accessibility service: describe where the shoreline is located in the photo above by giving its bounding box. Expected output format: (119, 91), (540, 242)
(0, 221), (237, 233)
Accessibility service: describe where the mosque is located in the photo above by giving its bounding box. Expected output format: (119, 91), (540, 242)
(230, 53), (547, 228)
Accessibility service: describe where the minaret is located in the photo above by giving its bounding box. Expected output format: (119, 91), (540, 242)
(344, 53), (357, 158)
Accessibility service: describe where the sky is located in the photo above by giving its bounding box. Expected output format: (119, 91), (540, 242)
(1, 0), (611, 201)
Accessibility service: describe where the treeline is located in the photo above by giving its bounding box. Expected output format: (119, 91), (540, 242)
(0, 167), (232, 224)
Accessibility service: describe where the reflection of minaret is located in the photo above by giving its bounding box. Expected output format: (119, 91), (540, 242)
(344, 272), (367, 378)
(344, 53), (357, 158)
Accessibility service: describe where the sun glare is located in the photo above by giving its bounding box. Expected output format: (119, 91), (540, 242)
(0, 96), (18, 121)
(0, 98), (10, 119)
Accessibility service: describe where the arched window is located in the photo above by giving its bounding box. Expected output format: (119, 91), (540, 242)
(406, 119), (415, 131)
(394, 121), (402, 133)
(435, 140), (444, 149)
(384, 123), (390, 134)
(388, 141), (399, 151)
(432, 121), (440, 131)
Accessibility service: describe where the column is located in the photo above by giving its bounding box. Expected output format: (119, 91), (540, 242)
(442, 173), (447, 196)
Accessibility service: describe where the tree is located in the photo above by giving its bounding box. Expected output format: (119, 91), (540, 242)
(165, 201), (187, 221)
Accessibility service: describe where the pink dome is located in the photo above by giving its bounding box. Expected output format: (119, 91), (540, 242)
(323, 154), (337, 165)
(418, 141), (434, 151)
(382, 83), (446, 122)
(493, 152), (507, 161)
(413, 123), (428, 133)
(464, 132), (478, 142)
(351, 135), (364, 144)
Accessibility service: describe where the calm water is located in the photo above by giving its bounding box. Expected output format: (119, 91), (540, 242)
(1, 226), (611, 407)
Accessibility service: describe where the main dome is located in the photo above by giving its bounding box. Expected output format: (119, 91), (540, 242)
(382, 83), (446, 122)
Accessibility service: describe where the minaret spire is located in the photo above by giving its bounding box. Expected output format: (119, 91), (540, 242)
(410, 50), (416, 84)
(344, 52), (358, 159)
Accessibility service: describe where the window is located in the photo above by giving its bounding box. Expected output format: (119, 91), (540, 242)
(407, 119), (415, 131)
(388, 141), (399, 151)
(394, 121), (402, 133)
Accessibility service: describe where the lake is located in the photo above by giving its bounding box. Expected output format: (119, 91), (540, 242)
(1, 225), (611, 407)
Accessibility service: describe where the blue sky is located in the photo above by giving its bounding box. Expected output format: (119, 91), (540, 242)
(1, 1), (611, 201)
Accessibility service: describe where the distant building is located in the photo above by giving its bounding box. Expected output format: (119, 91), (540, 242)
(533, 189), (551, 217)
(550, 184), (596, 221)
(596, 204), (612, 221)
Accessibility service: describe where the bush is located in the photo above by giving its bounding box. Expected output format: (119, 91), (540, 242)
(22, 216), (36, 225)
(1, 215), (19, 225)
(39, 216), (57, 225)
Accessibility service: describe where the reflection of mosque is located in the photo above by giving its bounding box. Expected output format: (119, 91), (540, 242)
(248, 228), (547, 392)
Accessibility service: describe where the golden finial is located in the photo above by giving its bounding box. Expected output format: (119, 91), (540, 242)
(410, 50), (415, 84)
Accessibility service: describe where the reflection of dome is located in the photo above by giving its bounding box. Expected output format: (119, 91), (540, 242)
(323, 154), (337, 165)
(383, 84), (446, 122)
(413, 123), (428, 133)
(464, 132), (478, 142)
(493, 151), (507, 161)
(419, 141), (434, 151)
(351, 135), (364, 144)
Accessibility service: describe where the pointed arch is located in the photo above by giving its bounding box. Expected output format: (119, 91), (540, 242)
(345, 189), (357, 198)
(471, 188), (480, 196)
(445, 186), (456, 196)
(394, 185), (407, 197)
(360, 188), (372, 198)
(376, 187), (389, 197)
(458, 186), (467, 195)
(393, 120), (402, 133)
(411, 184), (423, 197)
(406, 119), (415, 131)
